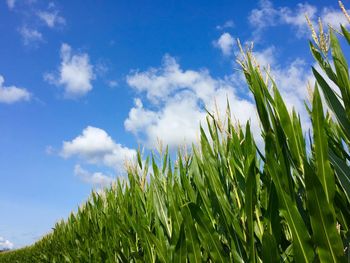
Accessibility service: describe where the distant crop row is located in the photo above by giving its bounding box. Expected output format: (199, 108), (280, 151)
(1, 10), (350, 263)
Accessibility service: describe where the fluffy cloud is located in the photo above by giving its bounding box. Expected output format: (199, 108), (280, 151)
(37, 11), (65, 28)
(0, 237), (14, 250)
(45, 43), (94, 98)
(249, 0), (348, 39)
(124, 98), (158, 136)
(18, 26), (43, 46)
(0, 75), (31, 104)
(214, 32), (235, 56)
(127, 55), (205, 103)
(125, 95), (207, 148)
(61, 126), (136, 171)
(125, 55), (260, 148)
(74, 165), (114, 188)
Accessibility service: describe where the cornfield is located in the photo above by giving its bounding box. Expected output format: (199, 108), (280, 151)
(1, 14), (350, 263)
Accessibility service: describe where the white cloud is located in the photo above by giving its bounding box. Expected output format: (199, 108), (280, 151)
(321, 7), (349, 29)
(126, 55), (202, 103)
(74, 164), (114, 187)
(0, 236), (14, 250)
(45, 43), (94, 98)
(253, 46), (276, 68)
(37, 11), (65, 28)
(249, 0), (279, 32)
(125, 94), (207, 148)
(216, 20), (234, 30)
(6, 0), (15, 9)
(214, 32), (235, 56)
(248, 0), (348, 40)
(125, 47), (318, 150)
(0, 75), (31, 104)
(61, 126), (136, 171)
(124, 98), (158, 135)
(18, 26), (43, 46)
(279, 3), (318, 36)
(248, 0), (317, 38)
(125, 55), (260, 148)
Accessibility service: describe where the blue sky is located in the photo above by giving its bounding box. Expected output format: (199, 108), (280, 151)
(0, 0), (348, 249)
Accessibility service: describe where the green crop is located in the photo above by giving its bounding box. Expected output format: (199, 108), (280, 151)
(2, 11), (350, 263)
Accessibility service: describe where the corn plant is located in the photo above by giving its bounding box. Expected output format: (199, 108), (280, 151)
(1, 9), (350, 263)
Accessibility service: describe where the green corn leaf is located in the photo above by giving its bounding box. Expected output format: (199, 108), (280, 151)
(245, 156), (257, 263)
(266, 133), (314, 263)
(273, 84), (303, 168)
(137, 149), (143, 169)
(248, 73), (271, 133)
(309, 41), (337, 83)
(312, 86), (335, 203)
(304, 161), (346, 262)
(341, 25), (350, 45)
(181, 205), (201, 263)
(262, 232), (280, 263)
(188, 203), (227, 263)
(329, 30), (350, 115)
(329, 149), (350, 204)
(312, 67), (350, 141)
(174, 222), (187, 263)
(266, 182), (282, 245)
(153, 183), (171, 238)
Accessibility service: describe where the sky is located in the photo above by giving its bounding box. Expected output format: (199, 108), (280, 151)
(0, 0), (349, 249)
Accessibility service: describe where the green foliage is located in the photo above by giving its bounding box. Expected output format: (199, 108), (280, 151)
(2, 20), (350, 263)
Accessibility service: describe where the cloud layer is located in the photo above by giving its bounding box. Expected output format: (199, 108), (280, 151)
(249, 0), (348, 40)
(125, 55), (260, 148)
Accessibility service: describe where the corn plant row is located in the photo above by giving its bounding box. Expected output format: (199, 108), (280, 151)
(1, 21), (350, 263)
